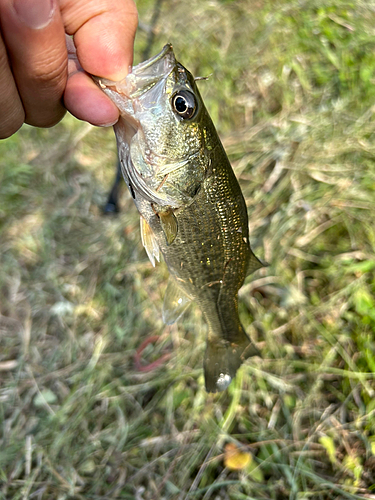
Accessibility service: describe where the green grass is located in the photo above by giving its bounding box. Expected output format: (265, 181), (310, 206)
(2, 0), (375, 498)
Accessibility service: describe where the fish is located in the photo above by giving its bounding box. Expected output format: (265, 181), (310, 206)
(93, 44), (263, 392)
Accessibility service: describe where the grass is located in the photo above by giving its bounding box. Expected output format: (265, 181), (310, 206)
(1, 0), (375, 498)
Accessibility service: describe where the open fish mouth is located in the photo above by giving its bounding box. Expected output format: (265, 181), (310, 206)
(126, 44), (176, 98)
(131, 43), (175, 75)
(92, 43), (176, 154)
(93, 44), (175, 99)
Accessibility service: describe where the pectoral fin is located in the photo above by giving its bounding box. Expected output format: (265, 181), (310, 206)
(140, 217), (160, 267)
(162, 278), (191, 325)
(159, 211), (178, 245)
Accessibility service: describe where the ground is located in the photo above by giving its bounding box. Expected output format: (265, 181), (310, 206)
(1, 0), (375, 498)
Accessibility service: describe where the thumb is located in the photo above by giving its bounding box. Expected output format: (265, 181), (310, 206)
(61, 0), (137, 125)
(60, 0), (138, 80)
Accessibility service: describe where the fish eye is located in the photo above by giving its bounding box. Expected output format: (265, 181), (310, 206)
(171, 90), (197, 119)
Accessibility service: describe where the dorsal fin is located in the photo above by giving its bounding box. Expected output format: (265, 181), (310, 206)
(247, 250), (265, 276)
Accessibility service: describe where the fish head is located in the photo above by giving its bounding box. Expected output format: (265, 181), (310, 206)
(94, 45), (211, 208)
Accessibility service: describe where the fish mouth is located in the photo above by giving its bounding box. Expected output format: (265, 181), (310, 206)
(93, 44), (176, 99)
(131, 44), (175, 75)
(126, 44), (175, 97)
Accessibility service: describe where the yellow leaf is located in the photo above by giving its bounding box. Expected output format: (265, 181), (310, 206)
(224, 443), (252, 471)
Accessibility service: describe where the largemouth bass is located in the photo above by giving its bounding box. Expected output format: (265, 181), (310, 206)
(94, 45), (262, 392)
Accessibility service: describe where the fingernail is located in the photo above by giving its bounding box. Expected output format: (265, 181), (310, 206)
(97, 119), (119, 128)
(13, 0), (54, 30)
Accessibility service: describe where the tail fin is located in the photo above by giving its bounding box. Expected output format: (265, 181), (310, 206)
(203, 329), (259, 393)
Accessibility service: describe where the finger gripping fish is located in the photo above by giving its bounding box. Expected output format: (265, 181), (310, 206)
(93, 45), (262, 392)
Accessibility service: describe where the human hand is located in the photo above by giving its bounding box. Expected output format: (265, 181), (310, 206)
(0, 0), (138, 139)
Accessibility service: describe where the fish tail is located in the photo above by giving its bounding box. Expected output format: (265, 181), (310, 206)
(203, 326), (259, 393)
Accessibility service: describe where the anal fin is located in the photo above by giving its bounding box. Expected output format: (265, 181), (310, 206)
(162, 278), (191, 325)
